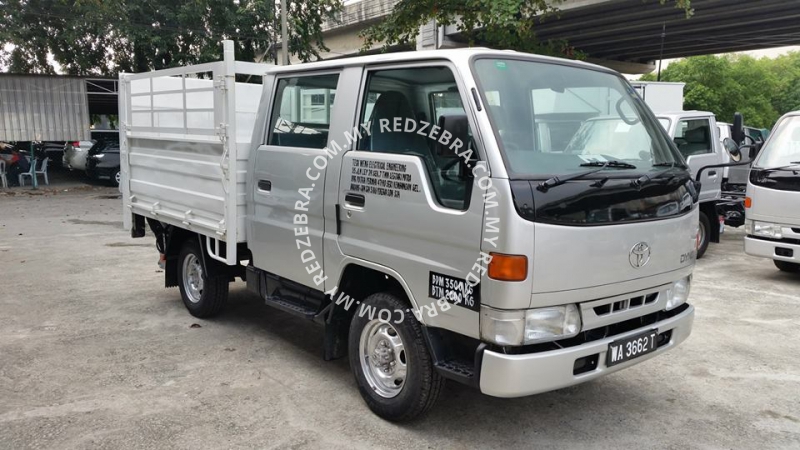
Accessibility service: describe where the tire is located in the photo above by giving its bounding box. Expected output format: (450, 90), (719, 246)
(696, 211), (711, 259)
(348, 292), (444, 422)
(177, 240), (229, 318)
(774, 260), (800, 273)
(112, 168), (121, 187)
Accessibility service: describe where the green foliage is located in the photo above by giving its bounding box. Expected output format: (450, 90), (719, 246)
(361, 0), (691, 59)
(640, 53), (800, 129)
(0, 0), (342, 76)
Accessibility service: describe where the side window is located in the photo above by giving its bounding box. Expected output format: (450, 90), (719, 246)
(356, 66), (474, 210)
(674, 119), (713, 158)
(268, 73), (339, 149)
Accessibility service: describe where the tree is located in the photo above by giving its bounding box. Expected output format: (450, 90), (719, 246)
(0, 0), (342, 76)
(640, 54), (790, 129)
(361, 0), (692, 59)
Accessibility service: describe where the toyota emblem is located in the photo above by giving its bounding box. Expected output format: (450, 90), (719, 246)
(629, 242), (651, 268)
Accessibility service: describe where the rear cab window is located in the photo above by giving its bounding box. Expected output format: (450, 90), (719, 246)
(268, 74), (339, 149)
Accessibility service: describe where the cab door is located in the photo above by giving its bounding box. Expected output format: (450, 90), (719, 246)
(335, 63), (485, 334)
(673, 117), (721, 202)
(249, 71), (340, 289)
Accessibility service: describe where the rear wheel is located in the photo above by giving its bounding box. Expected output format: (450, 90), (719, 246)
(696, 211), (711, 259)
(348, 292), (444, 422)
(774, 260), (800, 273)
(177, 240), (228, 317)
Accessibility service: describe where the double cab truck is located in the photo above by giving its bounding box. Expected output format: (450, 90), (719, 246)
(120, 41), (698, 421)
(745, 111), (800, 273)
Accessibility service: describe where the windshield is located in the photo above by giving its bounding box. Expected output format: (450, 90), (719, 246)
(755, 115), (800, 168)
(472, 58), (683, 178)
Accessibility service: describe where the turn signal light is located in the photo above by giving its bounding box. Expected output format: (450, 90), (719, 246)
(744, 197), (752, 208)
(488, 253), (528, 281)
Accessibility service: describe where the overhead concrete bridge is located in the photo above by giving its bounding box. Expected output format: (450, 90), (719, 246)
(300, 0), (800, 74)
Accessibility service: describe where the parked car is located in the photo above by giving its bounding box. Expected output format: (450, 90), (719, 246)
(62, 140), (95, 171)
(85, 141), (120, 186)
(40, 141), (67, 167)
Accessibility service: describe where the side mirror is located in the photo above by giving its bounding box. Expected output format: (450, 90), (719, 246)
(732, 112), (745, 145)
(722, 137), (742, 162)
(436, 114), (469, 157)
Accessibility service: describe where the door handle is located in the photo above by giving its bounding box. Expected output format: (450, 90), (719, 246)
(344, 193), (365, 208)
(258, 179), (272, 192)
(708, 171), (717, 177)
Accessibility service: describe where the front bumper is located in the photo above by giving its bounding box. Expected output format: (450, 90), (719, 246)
(745, 236), (799, 263)
(479, 304), (694, 397)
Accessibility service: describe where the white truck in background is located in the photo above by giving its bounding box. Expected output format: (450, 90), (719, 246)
(632, 81), (756, 258)
(744, 111), (800, 273)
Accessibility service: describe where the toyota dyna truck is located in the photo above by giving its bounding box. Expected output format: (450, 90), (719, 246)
(745, 111), (800, 273)
(120, 41), (698, 421)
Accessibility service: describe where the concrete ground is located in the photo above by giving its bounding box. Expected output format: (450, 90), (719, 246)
(1, 188), (799, 449)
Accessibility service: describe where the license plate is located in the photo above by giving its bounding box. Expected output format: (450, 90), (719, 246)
(606, 329), (658, 367)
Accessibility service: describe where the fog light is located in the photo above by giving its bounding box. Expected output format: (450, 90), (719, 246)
(666, 276), (691, 311)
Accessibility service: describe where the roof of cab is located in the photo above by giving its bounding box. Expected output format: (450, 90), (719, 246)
(264, 47), (618, 76)
(656, 111), (716, 119)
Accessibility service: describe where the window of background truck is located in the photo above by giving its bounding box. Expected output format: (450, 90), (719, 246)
(754, 115), (800, 168)
(356, 66), (473, 210)
(674, 119), (713, 159)
(268, 74), (339, 149)
(472, 58), (682, 177)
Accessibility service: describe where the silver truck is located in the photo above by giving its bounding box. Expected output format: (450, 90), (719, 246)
(120, 42), (698, 421)
(745, 111), (800, 273)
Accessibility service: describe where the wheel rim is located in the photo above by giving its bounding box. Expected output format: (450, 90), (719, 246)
(115, 171), (121, 184)
(182, 253), (204, 303)
(359, 319), (407, 398)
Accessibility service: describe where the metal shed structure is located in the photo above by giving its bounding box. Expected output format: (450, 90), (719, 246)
(0, 74), (119, 142)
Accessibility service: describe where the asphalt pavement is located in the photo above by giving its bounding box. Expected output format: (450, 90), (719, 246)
(1, 187), (799, 449)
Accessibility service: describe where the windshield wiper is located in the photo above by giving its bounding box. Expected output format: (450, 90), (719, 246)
(762, 162), (800, 172)
(537, 160), (637, 192)
(579, 160), (638, 169)
(630, 163), (685, 189)
(652, 162), (688, 169)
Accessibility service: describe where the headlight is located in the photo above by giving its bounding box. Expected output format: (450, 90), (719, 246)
(747, 220), (782, 239)
(93, 153), (105, 159)
(665, 276), (691, 311)
(481, 304), (582, 346)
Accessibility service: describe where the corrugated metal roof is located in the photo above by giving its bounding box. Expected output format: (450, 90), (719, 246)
(0, 75), (90, 141)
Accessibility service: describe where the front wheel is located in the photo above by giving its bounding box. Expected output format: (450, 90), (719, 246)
(177, 240), (229, 318)
(696, 211), (711, 259)
(348, 292), (444, 422)
(774, 260), (800, 273)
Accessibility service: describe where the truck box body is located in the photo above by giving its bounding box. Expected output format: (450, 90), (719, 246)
(630, 81), (685, 114)
(120, 44), (266, 264)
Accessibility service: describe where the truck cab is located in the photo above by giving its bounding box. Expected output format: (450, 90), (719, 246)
(745, 111), (800, 273)
(121, 45), (699, 421)
(657, 111), (728, 257)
